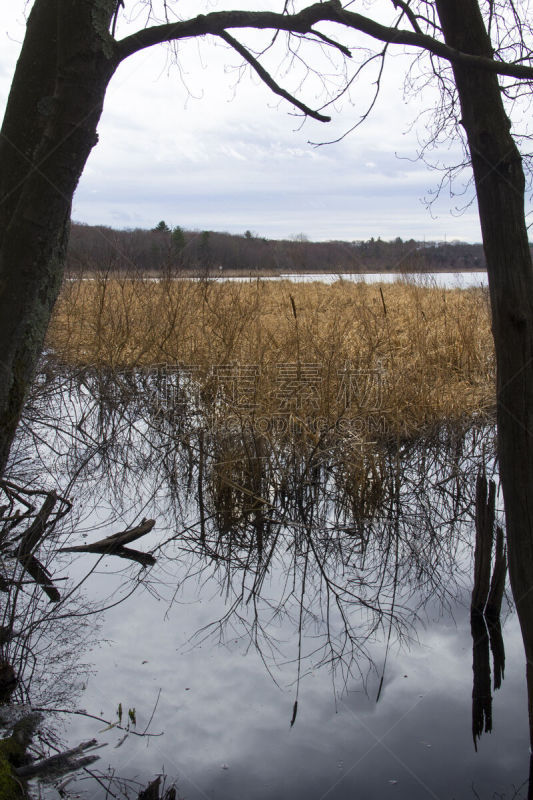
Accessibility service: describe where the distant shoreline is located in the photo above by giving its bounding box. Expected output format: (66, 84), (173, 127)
(65, 266), (488, 280)
(67, 223), (490, 275)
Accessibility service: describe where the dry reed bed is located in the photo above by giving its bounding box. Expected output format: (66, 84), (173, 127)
(47, 276), (495, 437)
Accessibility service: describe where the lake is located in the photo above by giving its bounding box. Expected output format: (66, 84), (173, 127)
(2, 321), (528, 799)
(274, 271), (488, 288)
(70, 271), (489, 289)
(198, 271), (489, 289)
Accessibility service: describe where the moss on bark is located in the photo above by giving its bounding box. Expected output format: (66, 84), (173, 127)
(0, 737), (27, 799)
(0, 712), (43, 799)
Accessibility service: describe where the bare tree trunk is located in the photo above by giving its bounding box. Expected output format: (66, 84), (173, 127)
(435, 0), (533, 747)
(0, 0), (117, 476)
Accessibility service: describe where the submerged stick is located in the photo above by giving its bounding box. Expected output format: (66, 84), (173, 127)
(59, 519), (156, 565)
(14, 739), (104, 778)
(16, 492), (57, 557)
(18, 555), (60, 603)
(15, 491), (61, 602)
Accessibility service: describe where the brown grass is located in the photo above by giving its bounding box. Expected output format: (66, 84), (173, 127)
(47, 275), (495, 437)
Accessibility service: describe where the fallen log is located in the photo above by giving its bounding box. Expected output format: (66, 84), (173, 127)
(59, 519), (156, 566)
(17, 556), (60, 603)
(16, 492), (57, 557)
(15, 492), (61, 603)
(14, 738), (104, 779)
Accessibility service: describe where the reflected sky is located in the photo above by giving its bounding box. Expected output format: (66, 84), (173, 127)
(8, 370), (529, 799)
(222, 271), (489, 289)
(64, 564), (529, 800)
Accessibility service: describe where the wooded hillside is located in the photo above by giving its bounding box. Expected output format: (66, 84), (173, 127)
(67, 222), (488, 275)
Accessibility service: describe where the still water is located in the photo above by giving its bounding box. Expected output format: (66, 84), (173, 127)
(4, 363), (529, 799)
(278, 271), (488, 288)
(215, 271), (488, 289)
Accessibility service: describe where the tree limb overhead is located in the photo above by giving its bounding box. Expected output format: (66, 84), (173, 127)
(218, 31), (331, 121)
(115, 2), (533, 83)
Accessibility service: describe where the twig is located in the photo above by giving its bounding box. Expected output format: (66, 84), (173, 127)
(30, 707), (164, 737)
(218, 30), (331, 122)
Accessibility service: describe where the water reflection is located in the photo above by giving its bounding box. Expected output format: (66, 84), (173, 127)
(2, 361), (528, 797)
(471, 475), (508, 750)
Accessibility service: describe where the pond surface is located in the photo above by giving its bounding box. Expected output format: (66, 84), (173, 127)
(67, 565), (528, 800)
(211, 271), (489, 288)
(4, 365), (530, 799)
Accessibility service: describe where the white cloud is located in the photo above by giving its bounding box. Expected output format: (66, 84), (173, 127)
(0, 2), (490, 241)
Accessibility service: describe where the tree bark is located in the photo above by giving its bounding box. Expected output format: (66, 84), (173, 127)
(0, 0), (117, 475)
(435, 0), (533, 747)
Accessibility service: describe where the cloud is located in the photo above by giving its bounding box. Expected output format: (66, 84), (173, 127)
(2, 2), (488, 242)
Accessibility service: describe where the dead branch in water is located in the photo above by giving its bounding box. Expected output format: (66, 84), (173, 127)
(12, 490), (65, 603)
(59, 519), (156, 565)
(14, 738), (105, 779)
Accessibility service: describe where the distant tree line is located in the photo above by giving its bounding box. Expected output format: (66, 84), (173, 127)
(66, 222), (490, 275)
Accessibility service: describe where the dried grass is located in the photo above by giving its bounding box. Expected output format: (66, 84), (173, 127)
(47, 275), (495, 437)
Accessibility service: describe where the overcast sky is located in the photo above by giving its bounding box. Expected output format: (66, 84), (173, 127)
(0, 1), (512, 243)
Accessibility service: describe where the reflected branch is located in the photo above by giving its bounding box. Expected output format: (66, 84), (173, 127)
(470, 472), (507, 750)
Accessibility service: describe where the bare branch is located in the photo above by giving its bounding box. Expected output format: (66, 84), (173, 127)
(115, 2), (342, 62)
(309, 46), (389, 146)
(218, 31), (331, 122)
(392, 0), (423, 35)
(310, 29), (352, 58)
(114, 2), (533, 83)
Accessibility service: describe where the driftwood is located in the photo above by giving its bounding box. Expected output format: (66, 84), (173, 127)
(17, 556), (60, 603)
(14, 738), (104, 779)
(59, 519), (156, 566)
(0, 484), (72, 603)
(2, 709), (172, 797)
(14, 492), (61, 603)
(16, 492), (57, 557)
